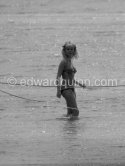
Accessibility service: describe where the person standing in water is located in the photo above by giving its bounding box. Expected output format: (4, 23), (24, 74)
(56, 41), (86, 117)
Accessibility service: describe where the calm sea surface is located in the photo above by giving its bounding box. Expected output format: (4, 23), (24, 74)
(0, 0), (125, 165)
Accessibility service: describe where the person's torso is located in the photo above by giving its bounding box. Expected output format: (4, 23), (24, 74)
(61, 61), (77, 89)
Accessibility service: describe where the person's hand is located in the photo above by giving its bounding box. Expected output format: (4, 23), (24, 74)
(56, 90), (61, 98)
(82, 84), (86, 88)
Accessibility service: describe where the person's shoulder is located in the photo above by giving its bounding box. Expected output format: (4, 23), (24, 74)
(59, 59), (66, 67)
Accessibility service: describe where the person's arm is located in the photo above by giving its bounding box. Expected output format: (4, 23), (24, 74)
(56, 60), (65, 98)
(74, 80), (86, 88)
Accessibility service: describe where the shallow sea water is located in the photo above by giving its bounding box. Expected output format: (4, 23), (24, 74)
(0, 0), (125, 165)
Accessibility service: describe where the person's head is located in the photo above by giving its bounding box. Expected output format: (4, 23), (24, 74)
(62, 41), (78, 60)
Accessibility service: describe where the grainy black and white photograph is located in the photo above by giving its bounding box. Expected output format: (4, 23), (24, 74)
(0, 0), (125, 165)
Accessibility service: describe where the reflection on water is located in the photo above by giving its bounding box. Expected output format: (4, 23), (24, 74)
(61, 119), (84, 161)
(63, 119), (79, 137)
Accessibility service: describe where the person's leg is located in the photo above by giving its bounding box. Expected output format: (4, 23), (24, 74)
(62, 89), (79, 116)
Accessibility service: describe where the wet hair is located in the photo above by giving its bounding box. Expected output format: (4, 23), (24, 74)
(62, 41), (78, 59)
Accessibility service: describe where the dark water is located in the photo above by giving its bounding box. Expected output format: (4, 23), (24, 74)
(0, 0), (125, 165)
